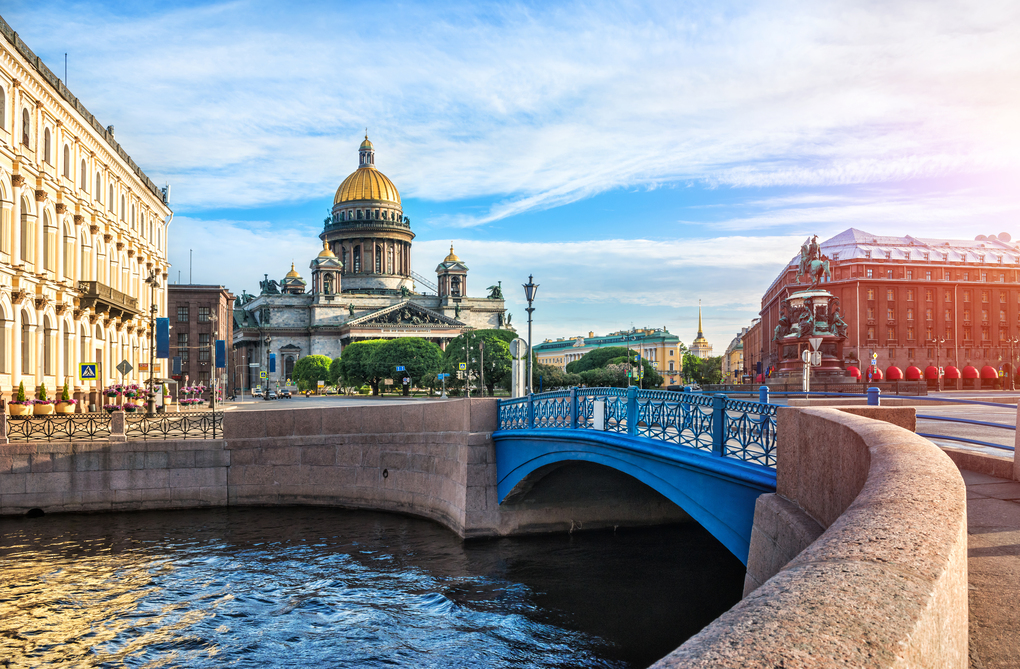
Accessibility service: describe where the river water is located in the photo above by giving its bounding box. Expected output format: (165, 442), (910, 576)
(0, 508), (744, 668)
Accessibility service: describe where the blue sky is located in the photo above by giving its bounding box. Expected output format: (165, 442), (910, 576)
(6, 0), (1019, 349)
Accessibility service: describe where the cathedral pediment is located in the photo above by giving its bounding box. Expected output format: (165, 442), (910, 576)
(345, 301), (462, 328)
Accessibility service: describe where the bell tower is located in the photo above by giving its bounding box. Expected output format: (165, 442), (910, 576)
(436, 244), (469, 298)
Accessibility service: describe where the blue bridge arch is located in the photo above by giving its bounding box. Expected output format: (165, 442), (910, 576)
(494, 388), (779, 564)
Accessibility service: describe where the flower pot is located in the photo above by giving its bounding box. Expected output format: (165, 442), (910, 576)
(56, 402), (76, 414)
(125, 407), (138, 413)
(9, 404), (32, 416)
(34, 404), (55, 416)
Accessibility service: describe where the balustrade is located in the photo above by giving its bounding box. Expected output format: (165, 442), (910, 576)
(497, 387), (777, 468)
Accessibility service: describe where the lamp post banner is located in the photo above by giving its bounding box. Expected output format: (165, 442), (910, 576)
(156, 318), (170, 358)
(215, 340), (226, 369)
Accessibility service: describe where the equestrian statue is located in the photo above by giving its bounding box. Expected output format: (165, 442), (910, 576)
(797, 235), (831, 288)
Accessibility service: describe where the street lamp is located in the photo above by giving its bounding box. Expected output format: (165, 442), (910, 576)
(522, 274), (539, 394)
(263, 335), (272, 401)
(1008, 337), (1019, 392)
(929, 336), (947, 392)
(143, 269), (161, 417)
(209, 313), (218, 411)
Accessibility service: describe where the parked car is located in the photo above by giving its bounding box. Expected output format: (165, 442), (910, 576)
(267, 390), (278, 400)
(279, 389), (292, 399)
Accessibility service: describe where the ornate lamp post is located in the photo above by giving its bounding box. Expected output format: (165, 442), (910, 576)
(929, 336), (947, 392)
(522, 275), (539, 394)
(1009, 337), (1019, 392)
(263, 335), (272, 401)
(209, 313), (218, 411)
(143, 269), (161, 417)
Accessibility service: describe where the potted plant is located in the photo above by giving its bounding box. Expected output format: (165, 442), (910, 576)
(34, 383), (56, 415)
(56, 382), (78, 414)
(9, 381), (33, 416)
(123, 401), (140, 413)
(103, 403), (122, 413)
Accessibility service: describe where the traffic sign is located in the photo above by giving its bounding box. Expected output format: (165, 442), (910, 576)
(396, 365), (405, 372)
(79, 363), (97, 381)
(458, 362), (467, 371)
(116, 359), (133, 376)
(808, 337), (823, 351)
(437, 373), (450, 380)
(260, 371), (267, 379)
(403, 377), (410, 385)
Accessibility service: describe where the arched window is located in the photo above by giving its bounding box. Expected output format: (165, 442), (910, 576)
(131, 205), (136, 229)
(21, 108), (29, 146)
(353, 246), (361, 273)
(44, 128), (52, 163)
(43, 315), (54, 376)
(0, 311), (7, 374)
(20, 196), (31, 263)
(387, 246), (394, 274)
(357, 210), (363, 220)
(375, 247), (382, 272)
(120, 195), (125, 221)
(95, 172), (102, 201)
(63, 223), (74, 279)
(21, 314), (32, 373)
(0, 87), (5, 129)
(43, 211), (54, 271)
(323, 273), (333, 295)
(341, 246), (347, 271)
(63, 145), (70, 177)
(109, 185), (114, 211)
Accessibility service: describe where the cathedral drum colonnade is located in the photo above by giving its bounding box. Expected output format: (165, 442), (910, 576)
(0, 19), (172, 401)
(232, 137), (508, 392)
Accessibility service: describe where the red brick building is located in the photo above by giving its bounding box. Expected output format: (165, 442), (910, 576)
(757, 228), (1020, 387)
(166, 285), (234, 394)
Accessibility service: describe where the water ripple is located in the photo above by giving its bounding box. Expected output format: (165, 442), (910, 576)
(0, 507), (744, 668)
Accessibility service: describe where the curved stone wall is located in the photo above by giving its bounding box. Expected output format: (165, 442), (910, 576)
(651, 407), (968, 668)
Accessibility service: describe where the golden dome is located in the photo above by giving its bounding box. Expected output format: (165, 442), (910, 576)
(334, 165), (401, 205)
(444, 243), (460, 262)
(285, 263), (301, 279)
(360, 136), (373, 150)
(317, 241), (337, 258)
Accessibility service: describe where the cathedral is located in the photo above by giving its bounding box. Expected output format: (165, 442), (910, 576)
(232, 137), (509, 389)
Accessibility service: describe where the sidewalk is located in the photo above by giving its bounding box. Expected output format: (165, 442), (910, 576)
(961, 469), (1020, 669)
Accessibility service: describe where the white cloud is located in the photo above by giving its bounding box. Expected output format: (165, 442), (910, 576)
(8, 0), (1020, 224)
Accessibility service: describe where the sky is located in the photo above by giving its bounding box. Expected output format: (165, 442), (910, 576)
(5, 0), (1020, 351)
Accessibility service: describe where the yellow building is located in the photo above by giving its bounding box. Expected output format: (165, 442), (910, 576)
(534, 327), (686, 387)
(721, 328), (748, 383)
(1, 18), (171, 397)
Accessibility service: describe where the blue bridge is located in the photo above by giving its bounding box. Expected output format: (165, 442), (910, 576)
(494, 387), (778, 564)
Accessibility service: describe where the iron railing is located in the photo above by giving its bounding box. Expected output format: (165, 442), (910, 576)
(497, 387), (777, 468)
(124, 412), (222, 440)
(5, 411), (224, 442)
(5, 412), (113, 442)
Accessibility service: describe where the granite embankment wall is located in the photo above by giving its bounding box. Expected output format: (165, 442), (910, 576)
(652, 406), (969, 669)
(0, 398), (687, 536)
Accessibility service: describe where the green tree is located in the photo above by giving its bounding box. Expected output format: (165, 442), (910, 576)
(682, 353), (723, 386)
(329, 357), (344, 387)
(292, 355), (332, 390)
(372, 337), (444, 396)
(565, 346), (632, 374)
(340, 339), (388, 395)
(443, 329), (516, 395)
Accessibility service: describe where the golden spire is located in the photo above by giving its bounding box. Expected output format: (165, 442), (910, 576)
(698, 299), (704, 336)
(285, 262), (301, 279)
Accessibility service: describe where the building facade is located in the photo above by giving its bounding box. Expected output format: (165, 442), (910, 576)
(1, 18), (171, 399)
(232, 138), (508, 391)
(534, 327), (685, 387)
(741, 318), (762, 380)
(757, 228), (1020, 381)
(721, 328), (748, 382)
(167, 285), (233, 394)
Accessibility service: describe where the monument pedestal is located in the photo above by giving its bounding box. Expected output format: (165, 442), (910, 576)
(768, 287), (854, 386)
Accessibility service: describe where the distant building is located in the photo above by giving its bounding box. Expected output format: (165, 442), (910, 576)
(689, 302), (713, 359)
(741, 318), (763, 381)
(757, 228), (1020, 384)
(534, 327), (685, 387)
(167, 285), (234, 393)
(721, 328), (748, 382)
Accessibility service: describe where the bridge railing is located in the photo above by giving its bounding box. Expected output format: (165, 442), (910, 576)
(497, 387), (777, 468)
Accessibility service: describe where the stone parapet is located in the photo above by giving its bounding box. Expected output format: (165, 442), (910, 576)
(651, 407), (968, 669)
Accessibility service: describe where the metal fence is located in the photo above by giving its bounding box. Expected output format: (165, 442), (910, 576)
(497, 387), (777, 468)
(5, 412), (113, 442)
(704, 381), (928, 396)
(124, 412), (223, 440)
(5, 411), (224, 442)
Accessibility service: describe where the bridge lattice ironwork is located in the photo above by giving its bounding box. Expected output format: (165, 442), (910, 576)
(497, 387), (777, 468)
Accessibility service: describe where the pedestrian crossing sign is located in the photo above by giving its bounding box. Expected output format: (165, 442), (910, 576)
(458, 363), (467, 371)
(79, 363), (97, 380)
(260, 371), (267, 379)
